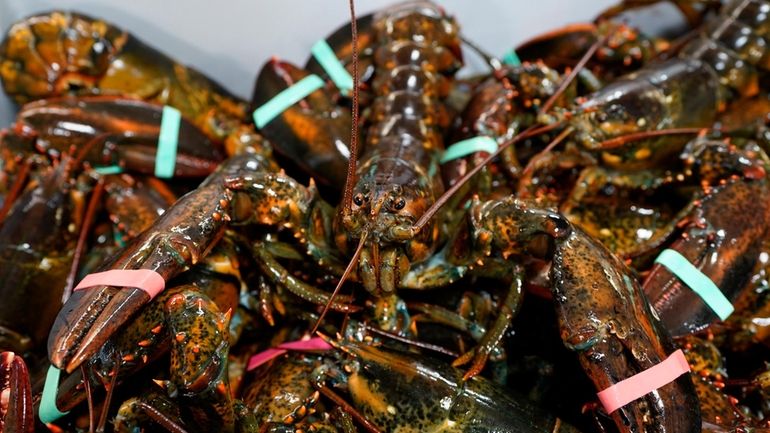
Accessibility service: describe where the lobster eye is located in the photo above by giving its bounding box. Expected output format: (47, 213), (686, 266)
(394, 198), (406, 210)
(353, 194), (364, 206)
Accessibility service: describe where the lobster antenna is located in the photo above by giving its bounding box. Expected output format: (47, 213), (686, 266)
(598, 127), (709, 149)
(538, 32), (610, 115)
(341, 0), (360, 217)
(364, 324), (459, 357)
(97, 355), (120, 433)
(460, 34), (501, 71)
(521, 126), (575, 177)
(0, 159), (31, 226)
(412, 121), (563, 233)
(63, 178), (106, 303)
(81, 365), (96, 433)
(312, 230), (368, 335)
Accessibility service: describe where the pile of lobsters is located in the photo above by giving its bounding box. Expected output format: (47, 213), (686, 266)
(1, 1), (770, 432)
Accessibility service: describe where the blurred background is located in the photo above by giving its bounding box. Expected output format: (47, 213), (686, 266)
(0, 0), (623, 125)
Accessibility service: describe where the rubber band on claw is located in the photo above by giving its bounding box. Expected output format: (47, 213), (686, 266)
(39, 366), (69, 424)
(440, 136), (498, 164)
(253, 75), (325, 128)
(74, 269), (166, 300)
(654, 249), (734, 320)
(155, 105), (181, 178)
(246, 336), (332, 371)
(597, 349), (690, 413)
(502, 49), (521, 66)
(311, 39), (354, 93)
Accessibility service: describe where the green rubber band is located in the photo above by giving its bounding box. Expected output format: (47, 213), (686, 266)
(154, 105), (181, 179)
(440, 136), (498, 164)
(311, 39), (354, 94)
(654, 249), (734, 320)
(502, 49), (521, 67)
(253, 75), (325, 128)
(93, 165), (123, 175)
(39, 366), (69, 424)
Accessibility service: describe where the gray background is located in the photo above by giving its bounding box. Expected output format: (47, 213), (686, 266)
(0, 0), (618, 125)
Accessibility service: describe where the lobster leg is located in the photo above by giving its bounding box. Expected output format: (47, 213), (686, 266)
(452, 272), (524, 380)
(0, 352), (34, 433)
(250, 243), (357, 312)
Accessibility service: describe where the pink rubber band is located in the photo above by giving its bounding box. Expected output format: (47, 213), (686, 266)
(597, 349), (690, 413)
(74, 270), (166, 300)
(246, 348), (287, 371)
(277, 337), (332, 351)
(247, 337), (332, 371)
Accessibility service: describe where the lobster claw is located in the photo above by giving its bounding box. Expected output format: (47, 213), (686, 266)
(251, 59), (354, 193)
(643, 178), (770, 336)
(0, 352), (34, 433)
(48, 154), (265, 373)
(17, 96), (226, 178)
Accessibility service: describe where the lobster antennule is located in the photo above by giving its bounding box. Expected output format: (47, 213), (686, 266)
(341, 0), (360, 220)
(312, 230), (368, 335)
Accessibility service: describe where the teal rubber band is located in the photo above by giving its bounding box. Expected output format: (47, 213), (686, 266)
(502, 49), (521, 67)
(253, 75), (325, 128)
(440, 136), (498, 164)
(654, 249), (734, 320)
(155, 105), (181, 179)
(93, 165), (123, 175)
(39, 366), (69, 424)
(311, 39), (354, 93)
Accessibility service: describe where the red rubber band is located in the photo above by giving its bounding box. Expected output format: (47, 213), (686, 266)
(74, 269), (166, 300)
(597, 349), (690, 413)
(247, 337), (332, 371)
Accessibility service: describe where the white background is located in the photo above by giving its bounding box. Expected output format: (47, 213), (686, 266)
(0, 0), (618, 125)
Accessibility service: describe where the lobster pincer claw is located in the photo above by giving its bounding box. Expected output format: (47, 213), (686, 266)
(252, 59), (354, 193)
(47, 153), (270, 373)
(0, 352), (34, 433)
(643, 177), (770, 337)
(472, 197), (701, 433)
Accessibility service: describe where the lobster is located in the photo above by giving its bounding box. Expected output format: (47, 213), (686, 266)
(3, 2), (761, 432)
(0, 11), (249, 147)
(10, 96), (226, 178)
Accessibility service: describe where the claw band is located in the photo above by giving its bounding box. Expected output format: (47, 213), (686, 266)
(247, 336), (332, 371)
(93, 165), (124, 175)
(597, 349), (690, 414)
(440, 136), (498, 164)
(654, 249), (734, 320)
(502, 49), (521, 66)
(39, 366), (69, 424)
(155, 105), (181, 178)
(74, 269), (166, 300)
(253, 75), (325, 128)
(312, 39), (354, 93)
